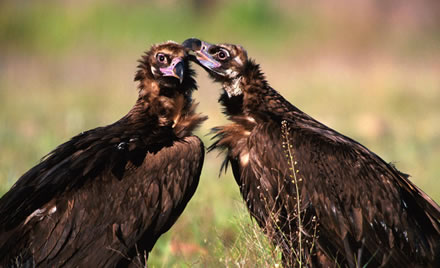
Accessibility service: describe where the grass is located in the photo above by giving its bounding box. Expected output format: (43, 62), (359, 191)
(280, 120), (306, 266)
(1, 0), (440, 266)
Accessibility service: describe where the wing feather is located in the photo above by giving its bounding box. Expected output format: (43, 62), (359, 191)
(240, 120), (440, 266)
(0, 123), (204, 267)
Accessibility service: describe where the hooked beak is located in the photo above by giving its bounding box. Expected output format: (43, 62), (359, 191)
(159, 57), (185, 84)
(182, 38), (221, 70)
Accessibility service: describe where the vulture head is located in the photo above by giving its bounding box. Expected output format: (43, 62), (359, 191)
(133, 41), (200, 130)
(135, 41), (196, 92)
(183, 38), (248, 97)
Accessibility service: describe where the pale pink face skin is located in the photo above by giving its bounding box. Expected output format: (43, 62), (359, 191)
(193, 41), (222, 69)
(159, 57), (184, 83)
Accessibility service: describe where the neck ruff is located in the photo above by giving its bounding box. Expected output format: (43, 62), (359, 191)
(223, 76), (242, 97)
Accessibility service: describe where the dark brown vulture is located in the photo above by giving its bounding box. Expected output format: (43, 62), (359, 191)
(0, 41), (207, 267)
(183, 38), (440, 267)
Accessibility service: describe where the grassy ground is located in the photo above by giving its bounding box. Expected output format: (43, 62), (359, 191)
(1, 1), (439, 266)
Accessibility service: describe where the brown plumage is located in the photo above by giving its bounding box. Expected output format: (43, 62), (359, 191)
(0, 41), (207, 267)
(183, 38), (440, 267)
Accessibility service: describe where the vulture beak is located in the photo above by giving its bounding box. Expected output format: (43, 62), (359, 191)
(182, 38), (221, 70)
(160, 57), (185, 84)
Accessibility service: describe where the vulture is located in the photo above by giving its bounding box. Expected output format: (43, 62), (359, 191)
(0, 41), (207, 267)
(183, 38), (440, 267)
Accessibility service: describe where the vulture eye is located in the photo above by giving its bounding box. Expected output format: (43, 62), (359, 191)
(156, 53), (167, 63)
(217, 49), (229, 60)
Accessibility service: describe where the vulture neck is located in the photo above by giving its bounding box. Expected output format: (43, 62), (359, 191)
(124, 78), (206, 138)
(223, 76), (243, 98)
(219, 59), (306, 123)
(220, 60), (269, 117)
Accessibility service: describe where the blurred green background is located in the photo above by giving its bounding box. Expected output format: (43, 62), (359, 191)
(1, 0), (439, 266)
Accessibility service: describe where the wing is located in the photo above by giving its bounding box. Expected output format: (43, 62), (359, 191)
(121, 135), (204, 264)
(29, 135), (203, 267)
(0, 118), (203, 267)
(243, 120), (440, 267)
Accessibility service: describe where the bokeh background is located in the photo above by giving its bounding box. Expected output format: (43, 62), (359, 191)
(1, 0), (439, 266)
